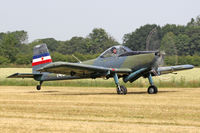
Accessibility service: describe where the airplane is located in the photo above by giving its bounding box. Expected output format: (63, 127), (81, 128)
(8, 43), (194, 95)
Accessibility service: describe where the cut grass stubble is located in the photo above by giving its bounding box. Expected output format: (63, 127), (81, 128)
(0, 86), (200, 133)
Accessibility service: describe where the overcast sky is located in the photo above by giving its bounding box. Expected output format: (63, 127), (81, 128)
(0, 0), (200, 43)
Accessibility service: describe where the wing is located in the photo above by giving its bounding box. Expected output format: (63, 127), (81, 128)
(7, 73), (42, 78)
(156, 64), (194, 75)
(37, 62), (132, 76)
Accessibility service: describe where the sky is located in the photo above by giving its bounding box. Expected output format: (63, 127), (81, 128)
(0, 0), (200, 43)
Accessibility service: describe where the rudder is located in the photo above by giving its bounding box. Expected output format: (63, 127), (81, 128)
(32, 44), (52, 74)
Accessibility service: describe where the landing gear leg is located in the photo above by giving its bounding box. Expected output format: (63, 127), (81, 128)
(147, 74), (158, 94)
(36, 81), (43, 90)
(113, 73), (127, 95)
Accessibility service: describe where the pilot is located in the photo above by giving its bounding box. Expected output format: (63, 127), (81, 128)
(111, 47), (117, 54)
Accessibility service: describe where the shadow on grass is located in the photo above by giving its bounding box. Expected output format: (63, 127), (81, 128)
(44, 90), (178, 96)
(129, 90), (178, 94)
(27, 91), (60, 93)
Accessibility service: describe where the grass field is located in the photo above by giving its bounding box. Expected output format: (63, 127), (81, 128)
(1, 68), (200, 87)
(0, 86), (200, 133)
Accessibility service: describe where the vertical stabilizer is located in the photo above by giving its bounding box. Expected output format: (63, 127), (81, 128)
(32, 44), (52, 74)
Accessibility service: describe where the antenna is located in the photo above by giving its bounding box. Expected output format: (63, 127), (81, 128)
(72, 54), (82, 63)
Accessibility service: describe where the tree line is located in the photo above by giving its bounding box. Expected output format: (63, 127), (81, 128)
(0, 28), (119, 66)
(1, 15), (200, 66)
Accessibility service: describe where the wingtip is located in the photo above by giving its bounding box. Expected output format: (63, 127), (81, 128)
(185, 64), (194, 69)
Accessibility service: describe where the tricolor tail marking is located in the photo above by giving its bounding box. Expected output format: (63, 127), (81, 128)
(32, 52), (52, 66)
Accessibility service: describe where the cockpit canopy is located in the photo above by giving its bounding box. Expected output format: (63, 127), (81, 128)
(99, 45), (158, 58)
(99, 45), (133, 58)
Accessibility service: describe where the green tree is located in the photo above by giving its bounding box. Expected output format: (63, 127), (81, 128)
(38, 38), (61, 52)
(161, 24), (186, 37)
(57, 37), (89, 54)
(51, 52), (68, 62)
(187, 15), (200, 27)
(176, 34), (190, 55)
(0, 56), (10, 65)
(185, 26), (200, 55)
(88, 28), (118, 54)
(160, 32), (177, 56)
(1, 33), (19, 62)
(15, 54), (32, 65)
(123, 24), (161, 51)
(12, 30), (28, 44)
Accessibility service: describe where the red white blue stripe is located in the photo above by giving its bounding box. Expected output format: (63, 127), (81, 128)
(32, 53), (52, 66)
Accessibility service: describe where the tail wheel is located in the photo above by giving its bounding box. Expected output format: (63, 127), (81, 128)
(36, 85), (41, 90)
(148, 85), (158, 94)
(116, 85), (127, 95)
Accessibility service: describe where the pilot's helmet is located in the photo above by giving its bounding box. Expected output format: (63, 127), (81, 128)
(111, 47), (117, 54)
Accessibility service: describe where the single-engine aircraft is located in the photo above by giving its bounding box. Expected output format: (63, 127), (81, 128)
(8, 44), (194, 95)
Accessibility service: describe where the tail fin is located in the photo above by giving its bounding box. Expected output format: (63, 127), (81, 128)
(32, 44), (52, 74)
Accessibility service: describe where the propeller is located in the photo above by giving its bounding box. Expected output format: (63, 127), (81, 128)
(146, 28), (164, 73)
(156, 51), (165, 67)
(149, 51), (165, 76)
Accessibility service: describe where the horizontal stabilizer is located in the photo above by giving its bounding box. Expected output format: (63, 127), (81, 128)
(157, 65), (194, 75)
(7, 73), (42, 78)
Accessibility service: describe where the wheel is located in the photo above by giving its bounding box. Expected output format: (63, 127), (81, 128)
(36, 85), (41, 90)
(116, 85), (127, 95)
(116, 87), (121, 94)
(148, 85), (158, 94)
(120, 85), (127, 95)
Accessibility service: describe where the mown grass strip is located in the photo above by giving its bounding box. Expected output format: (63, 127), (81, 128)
(1, 79), (200, 88)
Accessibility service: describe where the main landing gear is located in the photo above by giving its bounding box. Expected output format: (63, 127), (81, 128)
(147, 74), (158, 94)
(36, 81), (43, 90)
(113, 73), (127, 95)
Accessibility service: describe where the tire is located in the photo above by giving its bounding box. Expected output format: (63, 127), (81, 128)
(116, 86), (121, 94)
(148, 85), (157, 94)
(36, 85), (41, 90)
(120, 85), (127, 95)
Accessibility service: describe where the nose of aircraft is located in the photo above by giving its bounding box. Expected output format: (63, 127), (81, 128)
(154, 51), (165, 67)
(155, 51), (165, 57)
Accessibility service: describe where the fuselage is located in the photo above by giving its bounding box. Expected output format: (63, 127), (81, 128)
(35, 52), (157, 82)
(34, 43), (159, 82)
(83, 53), (157, 71)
